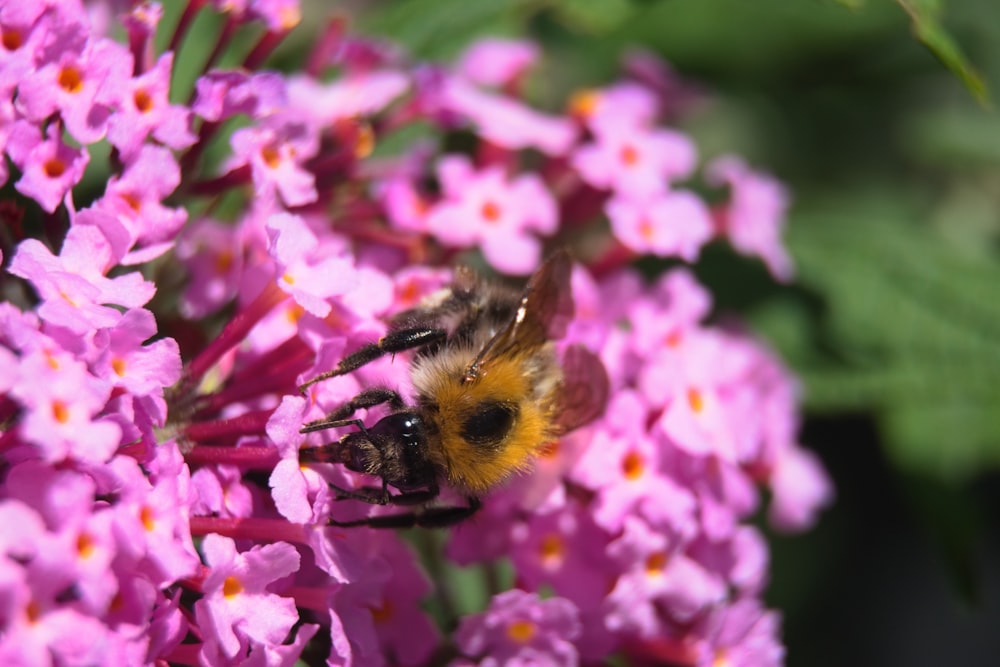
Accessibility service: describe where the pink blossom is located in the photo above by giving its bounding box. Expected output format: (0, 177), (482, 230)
(5, 120), (90, 212)
(106, 51), (196, 158)
(229, 112), (319, 208)
(606, 189), (713, 260)
(265, 212), (358, 317)
(426, 155), (557, 274)
(15, 33), (129, 144)
(440, 77), (577, 155)
(572, 120), (696, 195)
(194, 534), (301, 661)
(453, 590), (581, 667)
(457, 38), (539, 87)
(708, 155), (793, 281)
(287, 70), (409, 123)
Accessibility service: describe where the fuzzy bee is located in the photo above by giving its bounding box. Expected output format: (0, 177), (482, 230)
(298, 250), (609, 528)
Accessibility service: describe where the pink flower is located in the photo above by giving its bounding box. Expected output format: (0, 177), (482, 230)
(767, 445), (835, 531)
(5, 121), (90, 212)
(194, 534), (301, 662)
(606, 189), (713, 260)
(439, 77), (577, 155)
(94, 144), (188, 264)
(193, 70), (287, 122)
(229, 112), (319, 208)
(572, 120), (696, 195)
(708, 155), (793, 281)
(426, 155), (557, 274)
(265, 212), (358, 317)
(106, 51), (196, 158)
(15, 33), (129, 144)
(287, 70), (409, 123)
(453, 590), (581, 667)
(457, 38), (539, 87)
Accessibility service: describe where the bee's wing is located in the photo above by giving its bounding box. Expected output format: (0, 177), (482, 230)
(553, 344), (609, 434)
(468, 249), (574, 372)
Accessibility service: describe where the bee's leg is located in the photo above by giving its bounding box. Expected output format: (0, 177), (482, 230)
(299, 327), (447, 392)
(327, 496), (481, 529)
(300, 387), (404, 434)
(330, 485), (437, 506)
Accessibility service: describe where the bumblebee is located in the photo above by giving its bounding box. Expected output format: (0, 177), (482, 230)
(297, 250), (609, 528)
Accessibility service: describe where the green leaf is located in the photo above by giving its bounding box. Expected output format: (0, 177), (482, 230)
(784, 195), (1000, 480)
(896, 0), (990, 106)
(548, 0), (636, 33)
(356, 0), (524, 60)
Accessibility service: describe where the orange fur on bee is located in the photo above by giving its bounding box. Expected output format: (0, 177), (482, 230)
(411, 345), (562, 493)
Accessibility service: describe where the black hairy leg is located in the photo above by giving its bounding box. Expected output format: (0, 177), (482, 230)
(299, 326), (447, 392)
(299, 387), (405, 434)
(327, 496), (482, 529)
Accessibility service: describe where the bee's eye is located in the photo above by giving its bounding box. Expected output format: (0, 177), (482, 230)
(461, 402), (517, 448)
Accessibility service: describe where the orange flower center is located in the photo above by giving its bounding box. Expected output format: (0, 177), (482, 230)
(481, 200), (502, 223)
(133, 89), (153, 113)
(620, 144), (639, 166)
(44, 158), (67, 178)
(622, 450), (644, 480)
(223, 576), (243, 598)
(51, 400), (70, 424)
(506, 619), (536, 643)
(58, 66), (84, 93)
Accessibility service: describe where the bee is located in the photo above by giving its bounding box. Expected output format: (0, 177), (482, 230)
(297, 249), (609, 528)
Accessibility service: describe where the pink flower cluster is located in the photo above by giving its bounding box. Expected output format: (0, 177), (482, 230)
(0, 1), (831, 666)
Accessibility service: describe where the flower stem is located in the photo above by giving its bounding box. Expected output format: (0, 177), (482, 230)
(189, 516), (309, 544)
(185, 444), (280, 469)
(182, 282), (287, 391)
(184, 408), (275, 443)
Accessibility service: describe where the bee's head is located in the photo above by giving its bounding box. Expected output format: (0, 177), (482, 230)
(342, 411), (437, 492)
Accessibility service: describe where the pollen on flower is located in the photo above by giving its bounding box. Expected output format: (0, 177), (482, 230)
(506, 619), (537, 644)
(281, 272), (296, 285)
(481, 200), (502, 223)
(280, 5), (302, 30)
(369, 599), (394, 623)
(261, 144), (282, 169)
(25, 600), (41, 624)
(285, 303), (305, 324)
(112, 357), (128, 377)
(44, 351), (61, 370)
(223, 575), (244, 598)
(638, 217), (656, 242)
(687, 388), (704, 414)
(354, 123), (375, 159)
(51, 400), (70, 424)
(140, 505), (156, 531)
(539, 533), (565, 567)
(44, 158), (67, 178)
(620, 144), (640, 167)
(215, 249), (234, 273)
(713, 648), (730, 667)
(120, 192), (142, 212)
(644, 551), (668, 576)
(76, 532), (96, 559)
(58, 66), (84, 93)
(2, 28), (24, 51)
(133, 89), (154, 113)
(622, 450), (645, 480)
(665, 331), (683, 348)
(568, 88), (600, 118)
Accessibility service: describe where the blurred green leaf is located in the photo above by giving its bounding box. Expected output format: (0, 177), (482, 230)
(548, 0), (635, 33)
(356, 0), (524, 60)
(784, 195), (1000, 480)
(897, 0), (990, 105)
